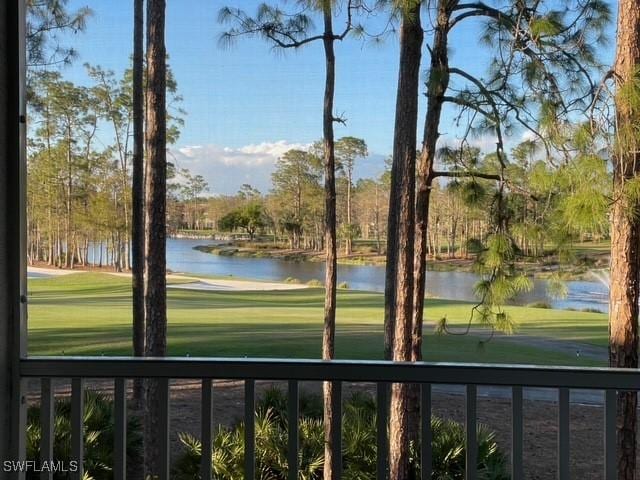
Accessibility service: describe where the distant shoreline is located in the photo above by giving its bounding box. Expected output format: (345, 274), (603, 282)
(193, 241), (609, 282)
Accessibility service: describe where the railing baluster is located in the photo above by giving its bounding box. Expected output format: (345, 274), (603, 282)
(244, 379), (255, 480)
(420, 383), (432, 480)
(201, 379), (213, 480)
(376, 382), (389, 480)
(511, 386), (523, 480)
(71, 378), (84, 480)
(16, 378), (28, 480)
(332, 381), (343, 479)
(558, 387), (570, 479)
(113, 378), (126, 480)
(288, 380), (299, 480)
(604, 389), (616, 480)
(40, 378), (54, 480)
(158, 378), (170, 480)
(466, 384), (477, 480)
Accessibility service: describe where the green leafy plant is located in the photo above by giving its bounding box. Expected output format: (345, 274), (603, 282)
(422, 417), (509, 480)
(174, 388), (508, 480)
(26, 391), (143, 480)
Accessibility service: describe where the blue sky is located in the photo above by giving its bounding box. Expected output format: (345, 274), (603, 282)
(55, 0), (616, 195)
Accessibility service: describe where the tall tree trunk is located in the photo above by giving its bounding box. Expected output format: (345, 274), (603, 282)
(143, 0), (167, 477)
(375, 182), (381, 254)
(408, 0), (453, 446)
(386, 2), (423, 479)
(321, 4), (339, 479)
(610, 2), (640, 478)
(412, 0), (452, 364)
(345, 166), (352, 255)
(450, 218), (457, 258)
(66, 126), (73, 269)
(132, 0), (145, 409)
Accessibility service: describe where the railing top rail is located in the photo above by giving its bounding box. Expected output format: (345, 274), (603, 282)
(20, 356), (640, 390)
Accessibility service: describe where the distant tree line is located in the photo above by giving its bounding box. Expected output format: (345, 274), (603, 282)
(171, 140), (610, 262)
(26, 63), (185, 270)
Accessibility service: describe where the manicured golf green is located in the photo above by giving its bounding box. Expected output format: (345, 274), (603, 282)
(27, 273), (607, 366)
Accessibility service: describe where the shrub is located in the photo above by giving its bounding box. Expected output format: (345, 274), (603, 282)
(26, 391), (143, 480)
(526, 301), (552, 309)
(306, 279), (323, 287)
(581, 307), (603, 313)
(217, 248), (239, 256)
(466, 238), (484, 255)
(258, 386), (323, 423)
(338, 282), (349, 289)
(426, 417), (509, 479)
(284, 277), (301, 284)
(174, 389), (508, 480)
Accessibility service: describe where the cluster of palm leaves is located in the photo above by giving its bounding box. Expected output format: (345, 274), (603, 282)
(174, 387), (509, 480)
(25, 391), (143, 480)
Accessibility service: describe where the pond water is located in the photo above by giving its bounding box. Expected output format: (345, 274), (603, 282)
(167, 239), (609, 312)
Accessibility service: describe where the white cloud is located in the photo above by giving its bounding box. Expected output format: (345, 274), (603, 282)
(170, 140), (391, 196)
(237, 140), (307, 157)
(170, 141), (310, 195)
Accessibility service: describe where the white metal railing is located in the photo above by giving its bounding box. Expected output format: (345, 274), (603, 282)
(19, 356), (640, 480)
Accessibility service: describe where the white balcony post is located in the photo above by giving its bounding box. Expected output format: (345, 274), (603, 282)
(0, 0), (28, 478)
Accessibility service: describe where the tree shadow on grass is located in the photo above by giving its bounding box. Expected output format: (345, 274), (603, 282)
(27, 320), (594, 366)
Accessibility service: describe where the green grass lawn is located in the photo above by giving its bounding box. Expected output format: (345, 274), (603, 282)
(569, 240), (611, 255)
(27, 273), (607, 366)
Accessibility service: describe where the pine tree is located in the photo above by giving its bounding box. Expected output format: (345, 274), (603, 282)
(385, 2), (422, 478)
(609, 1), (640, 477)
(143, 0), (168, 476)
(132, 0), (145, 412)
